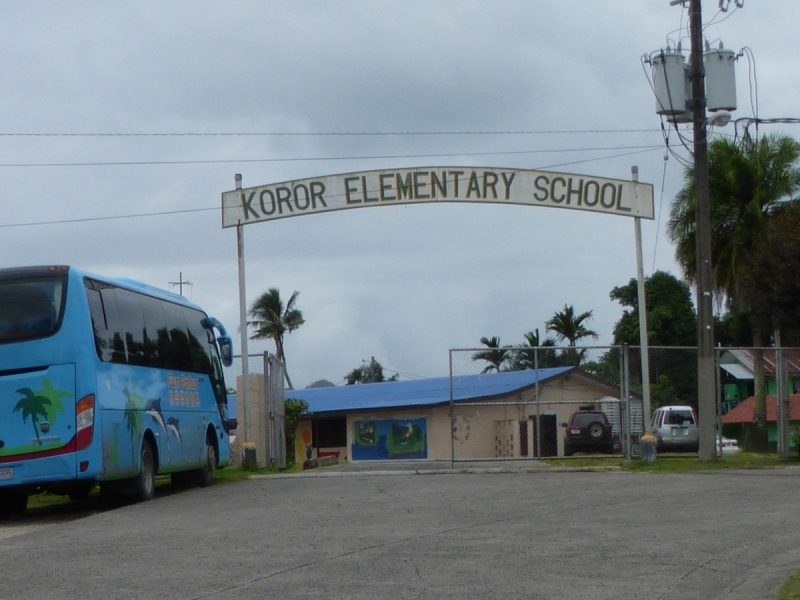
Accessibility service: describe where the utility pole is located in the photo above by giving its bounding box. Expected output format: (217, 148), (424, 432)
(169, 272), (192, 296)
(689, 0), (717, 460)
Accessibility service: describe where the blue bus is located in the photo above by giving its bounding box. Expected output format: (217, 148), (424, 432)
(0, 265), (237, 516)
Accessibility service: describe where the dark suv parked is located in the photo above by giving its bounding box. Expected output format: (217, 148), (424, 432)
(562, 410), (614, 456)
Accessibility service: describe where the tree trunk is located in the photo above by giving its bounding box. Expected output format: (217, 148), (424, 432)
(284, 369), (294, 390)
(749, 327), (769, 452)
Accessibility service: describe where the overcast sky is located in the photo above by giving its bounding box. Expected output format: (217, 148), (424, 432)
(1, 1), (795, 388)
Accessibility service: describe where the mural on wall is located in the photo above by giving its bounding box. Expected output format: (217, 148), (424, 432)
(352, 418), (427, 460)
(295, 422), (314, 463)
(452, 415), (471, 443)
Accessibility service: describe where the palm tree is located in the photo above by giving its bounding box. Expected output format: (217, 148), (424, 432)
(545, 305), (598, 367)
(545, 305), (598, 346)
(471, 336), (509, 373)
(248, 288), (305, 390)
(13, 388), (52, 446)
(508, 329), (559, 370)
(667, 133), (800, 450)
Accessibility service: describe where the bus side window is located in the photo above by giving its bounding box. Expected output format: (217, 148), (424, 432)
(85, 285), (107, 360)
(115, 288), (147, 367)
(98, 286), (127, 364)
(140, 294), (170, 369)
(162, 301), (192, 372)
(184, 307), (213, 376)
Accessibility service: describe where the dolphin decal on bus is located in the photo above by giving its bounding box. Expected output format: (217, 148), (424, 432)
(144, 399), (166, 434)
(166, 417), (181, 446)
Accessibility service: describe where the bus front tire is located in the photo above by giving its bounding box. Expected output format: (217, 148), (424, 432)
(135, 440), (156, 502)
(197, 436), (217, 487)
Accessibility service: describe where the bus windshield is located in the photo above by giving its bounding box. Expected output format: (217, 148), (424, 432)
(0, 274), (67, 344)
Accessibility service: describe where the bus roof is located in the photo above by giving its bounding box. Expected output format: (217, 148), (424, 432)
(0, 265), (206, 313)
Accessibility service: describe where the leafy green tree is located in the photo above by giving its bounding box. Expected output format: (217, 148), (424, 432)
(471, 336), (510, 373)
(610, 271), (696, 347)
(13, 388), (51, 445)
(738, 201), (800, 346)
(284, 398), (309, 465)
(609, 271), (698, 408)
(667, 133), (800, 450)
(248, 288), (305, 390)
(345, 357), (398, 384)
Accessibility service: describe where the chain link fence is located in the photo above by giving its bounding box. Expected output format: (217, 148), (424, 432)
(451, 343), (800, 461)
(218, 345), (799, 467)
(718, 346), (800, 456)
(449, 346), (644, 462)
(223, 352), (286, 468)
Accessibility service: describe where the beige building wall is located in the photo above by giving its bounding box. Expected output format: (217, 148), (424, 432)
(300, 371), (629, 462)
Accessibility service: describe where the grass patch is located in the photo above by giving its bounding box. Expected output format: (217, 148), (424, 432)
(543, 452), (800, 472)
(778, 570), (800, 600)
(625, 452), (800, 472)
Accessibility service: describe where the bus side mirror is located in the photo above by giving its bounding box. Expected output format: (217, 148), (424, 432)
(218, 337), (233, 367)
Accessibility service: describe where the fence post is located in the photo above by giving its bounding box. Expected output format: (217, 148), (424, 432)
(449, 349), (454, 469)
(534, 346), (542, 459)
(776, 339), (789, 458)
(715, 348), (722, 457)
(263, 352), (273, 466)
(623, 344), (633, 458)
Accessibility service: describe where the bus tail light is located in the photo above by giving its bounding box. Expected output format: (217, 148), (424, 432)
(76, 395), (95, 450)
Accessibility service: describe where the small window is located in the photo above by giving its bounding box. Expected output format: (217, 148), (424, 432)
(666, 410), (694, 425)
(314, 418), (347, 448)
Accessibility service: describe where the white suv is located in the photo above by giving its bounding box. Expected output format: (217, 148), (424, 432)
(651, 405), (699, 452)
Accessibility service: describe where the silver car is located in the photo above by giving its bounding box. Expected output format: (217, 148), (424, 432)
(651, 405), (699, 452)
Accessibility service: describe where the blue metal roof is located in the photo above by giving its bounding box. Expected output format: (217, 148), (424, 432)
(287, 367), (574, 414)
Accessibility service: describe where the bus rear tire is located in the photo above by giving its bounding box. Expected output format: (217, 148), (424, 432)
(135, 440), (156, 502)
(67, 485), (94, 503)
(0, 492), (27, 518)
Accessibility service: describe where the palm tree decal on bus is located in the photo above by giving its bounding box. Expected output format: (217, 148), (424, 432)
(123, 382), (144, 450)
(39, 378), (70, 427)
(14, 388), (52, 445)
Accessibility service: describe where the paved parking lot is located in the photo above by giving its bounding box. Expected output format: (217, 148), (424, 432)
(1, 466), (799, 599)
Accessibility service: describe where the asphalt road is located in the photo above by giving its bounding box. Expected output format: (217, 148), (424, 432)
(1, 465), (799, 599)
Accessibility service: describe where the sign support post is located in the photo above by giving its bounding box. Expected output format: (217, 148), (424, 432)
(235, 174), (252, 444)
(632, 166), (651, 430)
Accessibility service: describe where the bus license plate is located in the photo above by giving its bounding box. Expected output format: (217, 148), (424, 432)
(0, 467), (13, 481)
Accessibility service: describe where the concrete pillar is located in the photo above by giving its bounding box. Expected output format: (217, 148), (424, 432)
(235, 373), (268, 468)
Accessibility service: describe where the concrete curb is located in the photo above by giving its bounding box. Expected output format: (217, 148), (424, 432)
(251, 465), (624, 478)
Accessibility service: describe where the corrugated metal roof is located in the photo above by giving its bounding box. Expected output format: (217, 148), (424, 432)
(287, 367), (574, 414)
(720, 349), (800, 377)
(720, 363), (754, 380)
(721, 394), (800, 423)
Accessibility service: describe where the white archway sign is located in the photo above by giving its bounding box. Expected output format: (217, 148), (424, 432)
(222, 166), (654, 227)
(222, 166), (655, 445)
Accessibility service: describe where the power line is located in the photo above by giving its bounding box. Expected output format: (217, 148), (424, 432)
(0, 146), (664, 229)
(0, 207), (212, 229)
(0, 128), (660, 138)
(0, 145), (663, 168)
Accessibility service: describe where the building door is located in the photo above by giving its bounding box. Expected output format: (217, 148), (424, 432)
(519, 421), (529, 457)
(531, 414), (558, 457)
